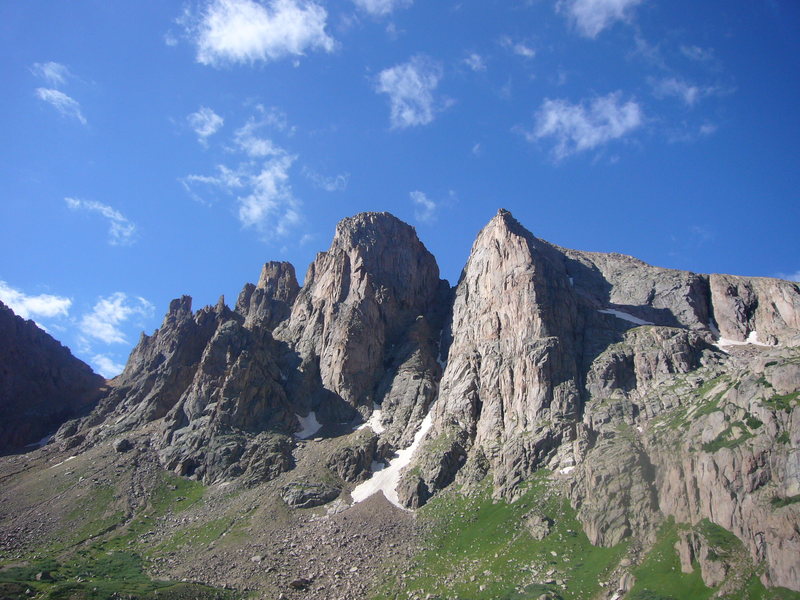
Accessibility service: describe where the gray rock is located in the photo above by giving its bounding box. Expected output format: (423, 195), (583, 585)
(113, 438), (133, 453)
(281, 482), (341, 509)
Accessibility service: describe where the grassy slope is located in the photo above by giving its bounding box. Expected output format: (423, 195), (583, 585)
(0, 472), (236, 600)
(374, 471), (628, 600)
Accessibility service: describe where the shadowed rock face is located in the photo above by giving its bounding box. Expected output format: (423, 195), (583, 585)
(43, 209), (800, 591)
(0, 302), (104, 452)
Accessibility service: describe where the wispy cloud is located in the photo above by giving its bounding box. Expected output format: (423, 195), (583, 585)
(302, 166), (349, 191)
(0, 281), (72, 320)
(35, 88), (87, 125)
(79, 293), (153, 345)
(31, 61), (72, 87)
(91, 354), (126, 379)
(352, 0), (412, 16)
(650, 77), (722, 107)
(525, 92), (643, 160)
(182, 152), (301, 236)
(233, 108), (292, 157)
(410, 190), (437, 224)
(237, 154), (301, 233)
(501, 36), (535, 59)
(188, 106), (224, 143)
(376, 55), (445, 129)
(680, 45), (715, 63)
(182, 105), (304, 238)
(185, 0), (335, 67)
(558, 0), (643, 38)
(464, 53), (486, 72)
(775, 270), (800, 283)
(65, 198), (137, 246)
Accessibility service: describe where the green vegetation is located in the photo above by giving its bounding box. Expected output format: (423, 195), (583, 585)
(745, 415), (764, 430)
(0, 552), (234, 599)
(777, 432), (790, 444)
(697, 519), (740, 561)
(627, 518), (800, 600)
(701, 422), (754, 453)
(771, 495), (800, 509)
(374, 471), (627, 600)
(0, 472), (237, 599)
(763, 391), (800, 413)
(627, 519), (712, 600)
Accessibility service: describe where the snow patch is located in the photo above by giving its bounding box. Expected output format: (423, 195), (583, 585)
(558, 466), (576, 475)
(715, 330), (773, 351)
(357, 410), (385, 434)
(598, 308), (654, 326)
(49, 455), (76, 469)
(295, 411), (322, 439)
(351, 412), (434, 510)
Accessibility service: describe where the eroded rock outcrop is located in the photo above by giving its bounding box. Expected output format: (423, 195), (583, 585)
(274, 212), (448, 430)
(402, 210), (583, 503)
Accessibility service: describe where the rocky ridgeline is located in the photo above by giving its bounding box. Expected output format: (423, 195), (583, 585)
(0, 301), (104, 453)
(38, 209), (800, 591)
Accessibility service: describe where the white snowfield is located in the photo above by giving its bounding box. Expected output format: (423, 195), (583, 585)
(295, 411), (322, 439)
(598, 308), (654, 326)
(351, 412), (433, 510)
(357, 409), (385, 434)
(714, 330), (775, 353)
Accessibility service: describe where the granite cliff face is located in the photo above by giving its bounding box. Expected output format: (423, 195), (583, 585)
(37, 210), (800, 593)
(0, 301), (104, 452)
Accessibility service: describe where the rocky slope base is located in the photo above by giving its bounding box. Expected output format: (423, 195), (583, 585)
(1, 210), (799, 600)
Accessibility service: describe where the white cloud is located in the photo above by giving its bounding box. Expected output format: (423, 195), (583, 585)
(650, 77), (726, 108)
(681, 45), (714, 62)
(184, 155), (301, 236)
(238, 154), (300, 233)
(80, 293), (153, 345)
(558, 0), (643, 38)
(352, 0), (412, 16)
(464, 53), (486, 72)
(65, 198), (137, 246)
(410, 191), (437, 224)
(187, 0), (335, 67)
(651, 77), (702, 106)
(188, 106), (224, 142)
(31, 62), (71, 87)
(698, 122), (717, 136)
(500, 36), (536, 59)
(182, 107), (303, 238)
(231, 106), (293, 157)
(376, 55), (445, 129)
(302, 167), (349, 191)
(527, 92), (643, 160)
(776, 271), (800, 283)
(0, 281), (72, 320)
(35, 88), (87, 125)
(91, 354), (126, 379)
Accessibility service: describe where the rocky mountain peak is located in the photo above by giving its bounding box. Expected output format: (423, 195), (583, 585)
(256, 261), (299, 299)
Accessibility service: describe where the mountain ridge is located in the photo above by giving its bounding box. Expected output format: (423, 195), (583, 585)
(1, 209), (798, 599)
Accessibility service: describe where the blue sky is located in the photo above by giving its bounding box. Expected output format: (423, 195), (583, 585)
(1, 0), (799, 377)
